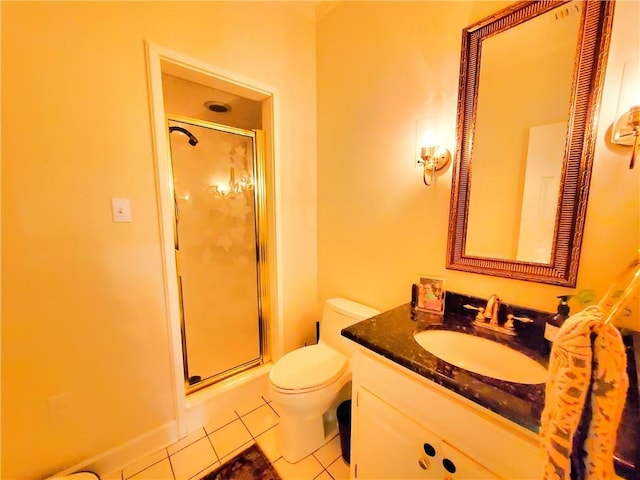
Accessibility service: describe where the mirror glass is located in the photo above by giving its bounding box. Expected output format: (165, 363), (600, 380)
(447, 0), (615, 286)
(465, 2), (582, 263)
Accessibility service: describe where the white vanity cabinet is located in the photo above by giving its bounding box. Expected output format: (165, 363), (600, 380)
(355, 387), (497, 479)
(350, 349), (544, 479)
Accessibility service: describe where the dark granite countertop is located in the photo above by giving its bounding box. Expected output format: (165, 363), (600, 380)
(341, 295), (639, 479)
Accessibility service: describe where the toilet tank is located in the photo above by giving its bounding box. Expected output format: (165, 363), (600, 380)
(320, 298), (381, 356)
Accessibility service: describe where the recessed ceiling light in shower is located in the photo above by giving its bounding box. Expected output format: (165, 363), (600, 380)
(204, 101), (231, 113)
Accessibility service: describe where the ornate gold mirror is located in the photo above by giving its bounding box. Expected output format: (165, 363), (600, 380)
(447, 0), (615, 287)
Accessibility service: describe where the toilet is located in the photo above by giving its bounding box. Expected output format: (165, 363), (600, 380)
(269, 297), (380, 463)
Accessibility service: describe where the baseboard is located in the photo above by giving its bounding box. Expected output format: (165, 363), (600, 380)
(50, 421), (179, 479)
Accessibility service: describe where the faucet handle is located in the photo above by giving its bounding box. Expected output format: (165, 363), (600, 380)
(463, 304), (485, 321)
(505, 313), (533, 329)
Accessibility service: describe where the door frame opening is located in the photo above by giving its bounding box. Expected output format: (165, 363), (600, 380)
(145, 41), (282, 437)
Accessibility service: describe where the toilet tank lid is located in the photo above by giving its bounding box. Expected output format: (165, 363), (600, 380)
(326, 298), (381, 320)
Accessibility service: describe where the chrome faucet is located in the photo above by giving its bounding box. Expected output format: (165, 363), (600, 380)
(464, 294), (520, 336)
(484, 294), (500, 324)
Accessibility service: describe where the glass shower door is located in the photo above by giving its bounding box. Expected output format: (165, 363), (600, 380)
(167, 116), (266, 391)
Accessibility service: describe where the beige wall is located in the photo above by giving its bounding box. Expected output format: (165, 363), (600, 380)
(317, 1), (639, 322)
(3, 0), (639, 478)
(1, 2), (317, 478)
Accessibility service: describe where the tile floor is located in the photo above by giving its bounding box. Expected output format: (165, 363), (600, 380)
(101, 395), (350, 480)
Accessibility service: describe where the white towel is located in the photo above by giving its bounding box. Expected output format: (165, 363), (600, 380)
(540, 306), (628, 480)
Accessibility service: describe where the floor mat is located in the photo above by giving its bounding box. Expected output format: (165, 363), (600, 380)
(201, 443), (281, 480)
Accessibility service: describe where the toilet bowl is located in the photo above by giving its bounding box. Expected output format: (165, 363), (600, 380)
(269, 298), (380, 463)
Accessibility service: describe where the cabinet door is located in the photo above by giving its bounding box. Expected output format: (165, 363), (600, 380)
(355, 387), (443, 479)
(354, 387), (499, 480)
(439, 441), (498, 479)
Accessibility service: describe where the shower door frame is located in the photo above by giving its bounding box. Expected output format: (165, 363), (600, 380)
(165, 114), (271, 394)
(146, 40), (283, 439)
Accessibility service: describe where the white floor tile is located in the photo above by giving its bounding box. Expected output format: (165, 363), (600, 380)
(195, 460), (221, 479)
(203, 408), (238, 434)
(169, 436), (217, 480)
(208, 418), (254, 459)
(241, 404), (279, 437)
(123, 449), (168, 479)
(314, 471), (333, 480)
(217, 440), (257, 464)
(128, 458), (174, 480)
(313, 434), (342, 468)
(273, 454), (324, 480)
(326, 457), (350, 480)
(255, 426), (281, 464)
(234, 395), (267, 416)
(113, 393), (289, 480)
(167, 428), (207, 456)
(267, 400), (279, 417)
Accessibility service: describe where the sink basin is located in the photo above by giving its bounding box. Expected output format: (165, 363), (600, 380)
(413, 329), (547, 384)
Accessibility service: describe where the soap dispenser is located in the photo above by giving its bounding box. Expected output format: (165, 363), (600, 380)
(544, 295), (571, 343)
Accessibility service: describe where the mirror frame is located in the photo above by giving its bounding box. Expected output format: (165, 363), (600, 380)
(446, 0), (616, 287)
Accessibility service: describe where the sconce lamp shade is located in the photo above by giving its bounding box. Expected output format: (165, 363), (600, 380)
(616, 57), (640, 122)
(612, 57), (640, 146)
(415, 114), (451, 186)
(612, 57), (640, 168)
(416, 115), (444, 150)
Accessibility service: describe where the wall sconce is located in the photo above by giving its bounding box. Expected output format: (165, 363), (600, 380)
(416, 115), (451, 186)
(611, 56), (640, 169)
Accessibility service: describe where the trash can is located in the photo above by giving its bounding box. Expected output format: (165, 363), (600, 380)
(336, 400), (352, 464)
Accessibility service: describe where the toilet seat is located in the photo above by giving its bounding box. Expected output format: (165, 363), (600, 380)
(270, 344), (347, 392)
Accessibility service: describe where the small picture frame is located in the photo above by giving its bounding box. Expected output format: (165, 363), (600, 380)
(416, 275), (445, 313)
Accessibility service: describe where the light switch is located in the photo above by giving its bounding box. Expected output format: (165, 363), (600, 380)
(112, 198), (132, 222)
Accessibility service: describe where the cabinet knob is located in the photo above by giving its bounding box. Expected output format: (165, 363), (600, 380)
(418, 456), (430, 470)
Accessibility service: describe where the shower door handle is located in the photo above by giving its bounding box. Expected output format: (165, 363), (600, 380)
(173, 197), (180, 251)
(175, 249), (183, 277)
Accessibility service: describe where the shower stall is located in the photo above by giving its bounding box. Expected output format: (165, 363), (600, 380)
(166, 114), (269, 393)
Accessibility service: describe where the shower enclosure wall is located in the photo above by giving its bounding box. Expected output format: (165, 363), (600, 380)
(166, 114), (269, 393)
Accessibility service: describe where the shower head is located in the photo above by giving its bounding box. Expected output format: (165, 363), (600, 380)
(169, 126), (198, 146)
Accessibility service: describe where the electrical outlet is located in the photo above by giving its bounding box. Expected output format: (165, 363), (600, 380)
(48, 392), (73, 421)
